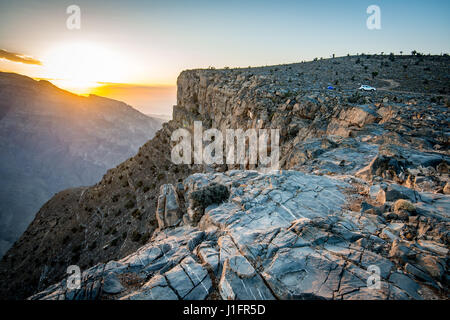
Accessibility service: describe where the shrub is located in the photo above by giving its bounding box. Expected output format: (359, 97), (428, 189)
(393, 199), (415, 213)
(140, 232), (151, 245)
(88, 241), (97, 250)
(347, 92), (364, 104)
(131, 231), (141, 242)
(71, 254), (80, 263)
(131, 209), (142, 220)
(124, 199), (135, 209)
(190, 183), (230, 210)
(157, 173), (165, 180)
(62, 235), (70, 245)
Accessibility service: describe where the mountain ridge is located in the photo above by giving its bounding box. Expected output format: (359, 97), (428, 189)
(0, 71), (164, 258)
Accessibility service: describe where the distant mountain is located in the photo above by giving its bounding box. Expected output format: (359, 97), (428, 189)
(146, 113), (172, 122)
(0, 72), (164, 257)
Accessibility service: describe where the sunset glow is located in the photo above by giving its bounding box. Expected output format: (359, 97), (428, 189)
(42, 42), (129, 94)
(1, 0), (449, 115)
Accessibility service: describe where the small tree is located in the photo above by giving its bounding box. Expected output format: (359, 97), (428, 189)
(371, 71), (379, 79)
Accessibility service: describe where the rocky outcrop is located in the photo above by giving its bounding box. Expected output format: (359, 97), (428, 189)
(30, 170), (449, 300)
(2, 54), (449, 299)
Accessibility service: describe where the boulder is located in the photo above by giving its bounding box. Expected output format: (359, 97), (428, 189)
(156, 184), (183, 229)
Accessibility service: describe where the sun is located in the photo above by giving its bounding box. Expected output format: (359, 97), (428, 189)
(42, 42), (128, 94)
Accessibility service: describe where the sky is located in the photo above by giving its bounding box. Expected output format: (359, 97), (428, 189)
(0, 0), (449, 115)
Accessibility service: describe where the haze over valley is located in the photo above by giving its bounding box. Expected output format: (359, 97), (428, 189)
(0, 72), (163, 257)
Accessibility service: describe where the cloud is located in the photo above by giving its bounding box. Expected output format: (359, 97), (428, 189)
(0, 49), (42, 65)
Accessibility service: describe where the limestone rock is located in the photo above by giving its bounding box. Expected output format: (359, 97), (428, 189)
(30, 170), (449, 300)
(156, 184), (183, 229)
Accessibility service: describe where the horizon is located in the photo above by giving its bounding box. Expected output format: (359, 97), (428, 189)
(1, 0), (449, 115)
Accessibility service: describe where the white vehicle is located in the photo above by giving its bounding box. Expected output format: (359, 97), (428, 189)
(358, 85), (376, 91)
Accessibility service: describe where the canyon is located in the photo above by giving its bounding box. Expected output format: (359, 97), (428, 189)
(0, 72), (163, 258)
(0, 54), (448, 300)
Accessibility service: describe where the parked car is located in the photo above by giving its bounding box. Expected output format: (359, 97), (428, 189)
(358, 85), (376, 91)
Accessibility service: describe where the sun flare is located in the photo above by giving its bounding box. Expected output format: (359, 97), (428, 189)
(42, 42), (128, 94)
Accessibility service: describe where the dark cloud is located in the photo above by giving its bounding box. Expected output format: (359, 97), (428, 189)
(0, 49), (42, 65)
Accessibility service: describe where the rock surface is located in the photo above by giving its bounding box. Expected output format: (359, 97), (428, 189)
(156, 184), (183, 229)
(1, 54), (449, 299)
(30, 170), (449, 300)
